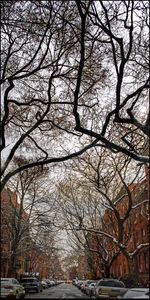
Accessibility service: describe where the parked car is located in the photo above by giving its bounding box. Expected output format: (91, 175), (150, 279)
(87, 281), (98, 297)
(82, 280), (97, 294)
(77, 280), (86, 289)
(41, 280), (49, 289)
(42, 279), (52, 287)
(72, 279), (77, 285)
(19, 277), (42, 293)
(57, 280), (64, 284)
(49, 280), (55, 286)
(118, 288), (149, 299)
(1, 278), (25, 299)
(93, 278), (127, 299)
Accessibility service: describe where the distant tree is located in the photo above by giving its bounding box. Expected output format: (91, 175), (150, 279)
(61, 252), (79, 280)
(1, 1), (149, 190)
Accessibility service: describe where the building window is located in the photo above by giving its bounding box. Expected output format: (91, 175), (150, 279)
(123, 264), (126, 274)
(147, 225), (149, 236)
(144, 252), (149, 271)
(144, 202), (149, 211)
(119, 265), (122, 276)
(138, 254), (142, 272)
(134, 212), (138, 224)
(134, 231), (138, 246)
(141, 228), (146, 242)
(139, 211), (142, 223)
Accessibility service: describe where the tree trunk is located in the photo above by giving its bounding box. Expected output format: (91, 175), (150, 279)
(7, 253), (17, 277)
(123, 253), (139, 287)
(127, 256), (135, 275)
(103, 262), (110, 278)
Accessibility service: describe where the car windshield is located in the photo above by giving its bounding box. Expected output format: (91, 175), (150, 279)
(87, 280), (95, 285)
(98, 280), (125, 287)
(90, 283), (96, 286)
(1, 279), (10, 285)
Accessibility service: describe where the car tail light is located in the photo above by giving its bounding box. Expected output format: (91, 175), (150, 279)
(4, 285), (14, 289)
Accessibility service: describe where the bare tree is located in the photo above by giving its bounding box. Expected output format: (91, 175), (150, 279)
(1, 161), (55, 277)
(1, 1), (149, 191)
(57, 149), (149, 281)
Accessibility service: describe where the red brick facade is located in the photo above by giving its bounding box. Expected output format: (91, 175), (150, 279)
(78, 169), (149, 285)
(1, 189), (55, 279)
(109, 180), (149, 285)
(1, 189), (18, 277)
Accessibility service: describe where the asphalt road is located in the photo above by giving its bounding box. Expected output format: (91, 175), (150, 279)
(25, 283), (90, 299)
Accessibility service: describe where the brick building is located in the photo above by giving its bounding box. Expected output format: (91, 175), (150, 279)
(1, 189), (18, 277)
(0, 189), (52, 279)
(79, 168), (149, 285)
(77, 254), (88, 279)
(22, 241), (50, 279)
(102, 178), (149, 285)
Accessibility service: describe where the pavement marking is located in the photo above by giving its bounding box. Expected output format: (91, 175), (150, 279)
(62, 294), (66, 298)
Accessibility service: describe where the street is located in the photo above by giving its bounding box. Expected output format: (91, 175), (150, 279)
(25, 283), (90, 299)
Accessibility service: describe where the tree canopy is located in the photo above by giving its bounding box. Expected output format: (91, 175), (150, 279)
(1, 0), (149, 190)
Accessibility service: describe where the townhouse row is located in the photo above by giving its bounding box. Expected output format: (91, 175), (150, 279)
(0, 188), (63, 280)
(77, 166), (149, 286)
